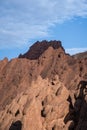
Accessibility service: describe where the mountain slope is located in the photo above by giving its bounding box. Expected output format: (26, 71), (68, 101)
(0, 40), (87, 130)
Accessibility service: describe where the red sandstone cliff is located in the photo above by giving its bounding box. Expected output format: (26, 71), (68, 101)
(0, 40), (87, 130)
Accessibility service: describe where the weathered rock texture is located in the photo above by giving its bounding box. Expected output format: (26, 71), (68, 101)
(0, 40), (87, 130)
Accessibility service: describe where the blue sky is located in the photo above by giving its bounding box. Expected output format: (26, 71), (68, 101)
(0, 0), (87, 60)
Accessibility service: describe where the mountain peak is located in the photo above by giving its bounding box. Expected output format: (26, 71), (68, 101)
(19, 40), (65, 60)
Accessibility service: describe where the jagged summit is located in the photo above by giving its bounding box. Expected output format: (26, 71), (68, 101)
(19, 40), (65, 60)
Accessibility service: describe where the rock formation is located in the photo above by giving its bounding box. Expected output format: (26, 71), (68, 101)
(0, 40), (87, 130)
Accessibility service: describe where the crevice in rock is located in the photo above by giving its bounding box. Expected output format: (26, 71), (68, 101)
(52, 126), (55, 130)
(7, 110), (12, 114)
(15, 109), (20, 117)
(42, 101), (44, 106)
(55, 87), (62, 96)
(9, 120), (22, 130)
(41, 108), (46, 118)
(67, 95), (74, 109)
(58, 54), (61, 58)
(51, 81), (55, 85)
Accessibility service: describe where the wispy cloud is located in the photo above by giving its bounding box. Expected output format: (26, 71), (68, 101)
(0, 0), (87, 49)
(66, 47), (87, 55)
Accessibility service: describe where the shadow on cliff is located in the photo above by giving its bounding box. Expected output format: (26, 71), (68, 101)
(9, 120), (22, 130)
(64, 80), (87, 130)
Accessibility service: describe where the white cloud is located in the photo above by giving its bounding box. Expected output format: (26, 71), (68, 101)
(66, 48), (87, 55)
(0, 0), (87, 49)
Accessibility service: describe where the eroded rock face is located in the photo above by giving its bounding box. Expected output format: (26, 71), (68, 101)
(0, 40), (87, 130)
(0, 76), (69, 130)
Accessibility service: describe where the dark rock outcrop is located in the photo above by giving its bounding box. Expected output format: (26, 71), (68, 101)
(19, 40), (64, 60)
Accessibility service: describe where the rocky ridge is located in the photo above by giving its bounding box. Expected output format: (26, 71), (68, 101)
(0, 40), (87, 130)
